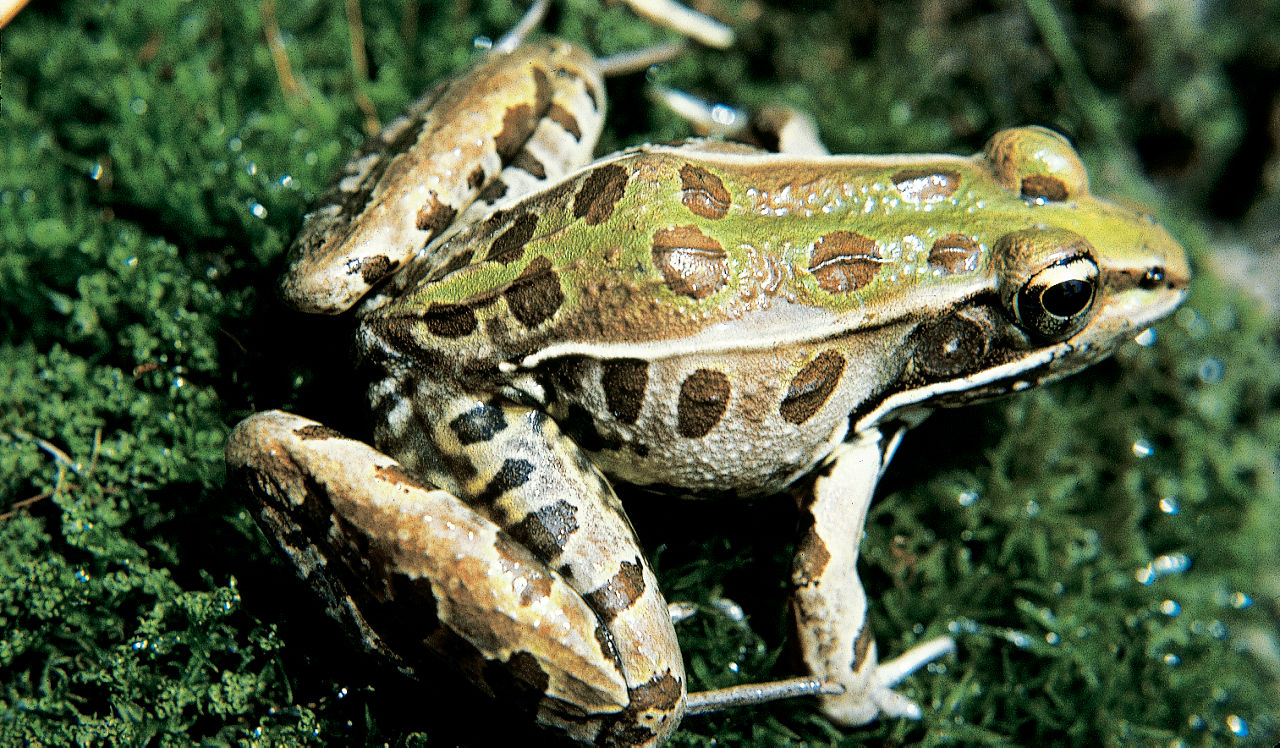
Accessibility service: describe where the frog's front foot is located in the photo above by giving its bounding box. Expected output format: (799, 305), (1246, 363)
(816, 635), (955, 725)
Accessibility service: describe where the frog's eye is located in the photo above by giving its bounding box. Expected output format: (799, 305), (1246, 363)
(983, 126), (1089, 202)
(1012, 256), (1099, 339)
(994, 228), (1100, 340)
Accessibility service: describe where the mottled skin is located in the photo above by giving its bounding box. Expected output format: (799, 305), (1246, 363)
(226, 31), (1189, 747)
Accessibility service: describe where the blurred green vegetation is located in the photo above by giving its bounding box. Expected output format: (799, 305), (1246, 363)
(1, 0), (1276, 744)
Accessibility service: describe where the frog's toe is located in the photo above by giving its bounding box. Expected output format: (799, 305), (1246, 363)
(820, 635), (956, 726)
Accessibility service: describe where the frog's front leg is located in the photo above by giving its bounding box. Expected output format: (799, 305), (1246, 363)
(228, 403), (685, 745)
(791, 429), (956, 725)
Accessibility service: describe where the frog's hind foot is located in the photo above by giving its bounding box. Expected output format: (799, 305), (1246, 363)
(820, 635), (956, 725)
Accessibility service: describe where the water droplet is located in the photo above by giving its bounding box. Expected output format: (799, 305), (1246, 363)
(912, 623), (925, 635)
(1225, 714), (1249, 737)
(246, 161), (258, 176)
(250, 202), (268, 219)
(75, 569), (90, 583)
(1187, 714), (1206, 730)
(337, 686), (348, 699)
(1153, 553), (1191, 575)
(228, 136), (243, 152)
(1133, 328), (1158, 346)
(1135, 566), (1156, 585)
(89, 162), (103, 180)
(1197, 357), (1224, 384)
(473, 35), (493, 50)
(1132, 439), (1154, 458)
(727, 661), (740, 673)
(960, 529), (973, 541)
(1208, 620), (1228, 639)
(1025, 499), (1041, 517)
(1045, 632), (1060, 645)
(1160, 600), (1180, 616)
(957, 489), (979, 506)
(280, 174), (294, 188)
(129, 97), (148, 114)
(1163, 653), (1181, 666)
(712, 597), (745, 622)
(1229, 591), (1252, 609)
(1003, 630), (1031, 648)
(1159, 497), (1180, 514)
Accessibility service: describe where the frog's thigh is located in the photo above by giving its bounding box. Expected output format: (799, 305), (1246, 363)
(225, 411), (633, 739)
(791, 430), (954, 725)
(405, 393), (687, 744)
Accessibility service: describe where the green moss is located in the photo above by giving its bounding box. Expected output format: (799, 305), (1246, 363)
(2, 0), (1276, 745)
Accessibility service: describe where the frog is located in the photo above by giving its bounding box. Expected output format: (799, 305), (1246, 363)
(224, 4), (1190, 745)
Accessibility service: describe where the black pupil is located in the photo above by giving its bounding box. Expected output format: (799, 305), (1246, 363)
(1042, 279), (1093, 317)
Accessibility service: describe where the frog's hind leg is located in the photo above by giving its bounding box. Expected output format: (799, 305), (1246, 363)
(226, 410), (661, 744)
(791, 430), (956, 725)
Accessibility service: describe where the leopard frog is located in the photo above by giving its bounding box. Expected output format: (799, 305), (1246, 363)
(225, 12), (1189, 746)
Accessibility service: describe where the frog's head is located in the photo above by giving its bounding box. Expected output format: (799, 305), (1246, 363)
(863, 127), (1190, 422)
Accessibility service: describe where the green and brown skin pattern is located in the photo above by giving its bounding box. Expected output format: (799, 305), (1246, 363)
(227, 32), (1189, 747)
(360, 128), (1188, 497)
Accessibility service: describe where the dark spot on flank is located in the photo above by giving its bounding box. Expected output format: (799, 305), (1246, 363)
(1021, 174), (1070, 201)
(477, 178), (509, 204)
(467, 166), (486, 190)
(572, 163), (630, 225)
(293, 423), (345, 441)
(511, 150), (547, 180)
(676, 369), (730, 438)
(808, 231), (884, 294)
(504, 650), (551, 694)
(350, 254), (394, 285)
(547, 103), (582, 140)
(651, 225), (729, 299)
(779, 350), (846, 425)
(560, 404), (619, 453)
(892, 168), (961, 202)
(423, 303), (477, 338)
(471, 458), (537, 507)
(449, 404), (508, 445)
(927, 233), (982, 275)
(601, 359), (649, 424)
(428, 248), (475, 281)
(505, 499), (579, 560)
(679, 163), (732, 219)
(504, 256), (564, 328)
(486, 212), (539, 265)
(914, 315), (990, 378)
(415, 194), (456, 237)
(583, 558), (646, 623)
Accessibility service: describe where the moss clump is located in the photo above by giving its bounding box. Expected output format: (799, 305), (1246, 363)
(2, 0), (1276, 745)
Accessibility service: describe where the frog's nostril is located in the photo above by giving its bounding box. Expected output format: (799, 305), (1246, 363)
(1140, 267), (1166, 289)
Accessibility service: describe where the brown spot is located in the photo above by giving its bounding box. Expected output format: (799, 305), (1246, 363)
(504, 256), (564, 328)
(927, 233), (982, 275)
(791, 523), (831, 587)
(477, 178), (509, 204)
(779, 350), (845, 425)
(627, 669), (683, 712)
(467, 165), (485, 190)
(493, 67), (552, 163)
(679, 163), (732, 220)
(601, 358), (649, 424)
(373, 463), (436, 491)
(651, 225), (729, 299)
(429, 248), (475, 281)
(547, 102), (582, 140)
(505, 499), (580, 561)
(511, 150), (547, 180)
(676, 369), (730, 438)
(808, 231), (884, 294)
(486, 212), (539, 265)
(851, 626), (873, 671)
(892, 168), (961, 202)
(583, 558), (646, 623)
(423, 302), (477, 338)
(350, 254), (394, 285)
(594, 622), (623, 673)
(1021, 173), (1069, 201)
(572, 163), (629, 225)
(292, 423), (345, 441)
(415, 194), (456, 237)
